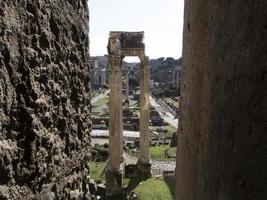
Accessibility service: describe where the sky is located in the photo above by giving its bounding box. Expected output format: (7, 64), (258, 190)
(88, 0), (184, 62)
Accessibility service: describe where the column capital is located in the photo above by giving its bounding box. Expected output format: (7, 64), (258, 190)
(140, 56), (149, 65)
(108, 55), (122, 70)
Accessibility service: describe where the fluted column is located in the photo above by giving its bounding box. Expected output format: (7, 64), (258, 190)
(138, 56), (151, 176)
(106, 55), (124, 195)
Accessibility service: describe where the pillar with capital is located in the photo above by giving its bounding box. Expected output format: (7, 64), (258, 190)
(106, 31), (151, 195)
(137, 56), (152, 176)
(106, 55), (124, 196)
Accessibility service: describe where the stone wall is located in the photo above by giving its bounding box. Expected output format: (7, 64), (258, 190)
(0, 0), (91, 199)
(176, 1), (267, 200)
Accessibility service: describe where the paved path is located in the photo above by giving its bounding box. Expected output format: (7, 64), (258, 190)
(124, 153), (138, 165)
(150, 96), (178, 128)
(91, 90), (109, 104)
(92, 129), (139, 138)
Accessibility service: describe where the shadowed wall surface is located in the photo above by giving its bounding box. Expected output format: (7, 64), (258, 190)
(0, 0), (91, 199)
(177, 1), (267, 200)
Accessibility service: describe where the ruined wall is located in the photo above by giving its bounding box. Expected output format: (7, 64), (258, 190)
(0, 0), (91, 199)
(177, 1), (267, 200)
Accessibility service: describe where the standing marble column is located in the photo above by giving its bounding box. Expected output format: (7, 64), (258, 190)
(106, 55), (124, 196)
(137, 56), (151, 176)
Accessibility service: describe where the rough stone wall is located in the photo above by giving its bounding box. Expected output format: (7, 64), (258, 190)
(176, 1), (267, 200)
(0, 0), (91, 199)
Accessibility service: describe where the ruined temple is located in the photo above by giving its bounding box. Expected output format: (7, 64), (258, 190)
(106, 31), (151, 196)
(0, 0), (266, 200)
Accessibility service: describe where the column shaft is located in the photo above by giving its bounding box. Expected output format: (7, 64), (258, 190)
(108, 55), (123, 170)
(139, 56), (150, 163)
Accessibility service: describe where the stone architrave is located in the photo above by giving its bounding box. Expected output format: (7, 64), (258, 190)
(137, 56), (151, 174)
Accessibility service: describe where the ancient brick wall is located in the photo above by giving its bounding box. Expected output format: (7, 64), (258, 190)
(176, 1), (267, 200)
(0, 0), (91, 199)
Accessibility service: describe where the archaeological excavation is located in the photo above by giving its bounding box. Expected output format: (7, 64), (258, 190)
(0, 0), (266, 199)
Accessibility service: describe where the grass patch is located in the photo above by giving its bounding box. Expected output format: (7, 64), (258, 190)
(131, 177), (174, 200)
(149, 124), (177, 137)
(90, 162), (175, 199)
(129, 99), (138, 107)
(164, 124), (177, 135)
(91, 96), (109, 117)
(130, 107), (140, 116)
(149, 145), (176, 160)
(149, 145), (170, 160)
(167, 147), (176, 157)
(90, 161), (107, 182)
(90, 161), (130, 186)
(126, 145), (176, 161)
(94, 97), (109, 107)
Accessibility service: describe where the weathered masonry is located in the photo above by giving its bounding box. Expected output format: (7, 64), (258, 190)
(176, 1), (267, 200)
(0, 0), (91, 199)
(106, 31), (151, 196)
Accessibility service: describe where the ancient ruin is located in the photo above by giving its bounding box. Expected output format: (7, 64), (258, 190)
(106, 31), (151, 195)
(0, 0), (91, 199)
(1, 0), (267, 200)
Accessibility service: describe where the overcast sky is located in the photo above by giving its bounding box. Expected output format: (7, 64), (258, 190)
(88, 0), (184, 62)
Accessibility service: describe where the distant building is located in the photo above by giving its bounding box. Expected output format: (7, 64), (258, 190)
(100, 68), (107, 86)
(91, 60), (99, 85)
(172, 65), (181, 87)
(150, 80), (154, 89)
(90, 59), (107, 89)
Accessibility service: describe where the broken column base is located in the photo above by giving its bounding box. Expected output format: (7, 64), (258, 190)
(137, 159), (152, 177)
(105, 163), (125, 197)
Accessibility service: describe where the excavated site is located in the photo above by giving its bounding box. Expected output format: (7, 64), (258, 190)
(0, 0), (266, 200)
